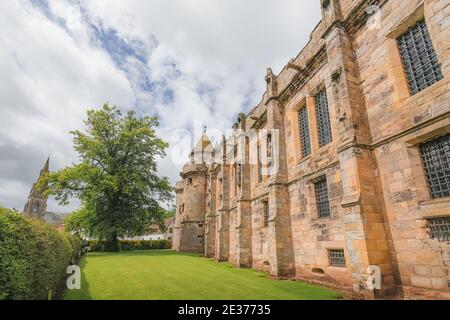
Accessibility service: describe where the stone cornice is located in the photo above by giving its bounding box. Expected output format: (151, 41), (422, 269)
(322, 0), (390, 39)
(278, 46), (328, 107)
(250, 111), (267, 130)
(345, 0), (389, 35)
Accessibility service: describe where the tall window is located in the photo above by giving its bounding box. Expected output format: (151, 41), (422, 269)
(299, 107), (311, 157)
(234, 164), (238, 196)
(263, 200), (269, 227)
(397, 20), (443, 95)
(315, 178), (331, 218)
(315, 90), (333, 147)
(420, 134), (450, 199)
(267, 133), (273, 173)
(257, 143), (263, 183)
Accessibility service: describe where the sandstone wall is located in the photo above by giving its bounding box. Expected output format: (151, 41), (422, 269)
(173, 0), (450, 299)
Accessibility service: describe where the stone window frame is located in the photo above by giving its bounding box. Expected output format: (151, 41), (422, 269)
(385, 3), (444, 102)
(298, 105), (312, 158)
(396, 20), (443, 96)
(419, 134), (450, 199)
(314, 89), (333, 147)
(427, 216), (450, 242)
(249, 127), (267, 186)
(327, 248), (346, 268)
(308, 173), (333, 220)
(261, 199), (270, 228)
(291, 97), (314, 164)
(405, 125), (450, 242)
(405, 124), (450, 206)
(232, 163), (239, 198)
(308, 81), (335, 153)
(257, 140), (263, 184)
(292, 95), (314, 162)
(314, 178), (331, 219)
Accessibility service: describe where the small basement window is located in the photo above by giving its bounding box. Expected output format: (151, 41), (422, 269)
(328, 249), (346, 267)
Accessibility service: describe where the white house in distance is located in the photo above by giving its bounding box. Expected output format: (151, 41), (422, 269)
(132, 217), (174, 241)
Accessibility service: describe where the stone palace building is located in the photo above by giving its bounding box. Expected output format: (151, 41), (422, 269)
(173, 0), (450, 299)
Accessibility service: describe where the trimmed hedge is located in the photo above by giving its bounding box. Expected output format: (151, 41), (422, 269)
(88, 239), (172, 252)
(0, 208), (82, 300)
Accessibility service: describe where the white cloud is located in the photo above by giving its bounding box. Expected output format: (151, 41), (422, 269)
(0, 0), (321, 211)
(0, 0), (135, 211)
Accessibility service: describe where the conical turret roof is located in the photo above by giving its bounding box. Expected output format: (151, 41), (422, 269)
(192, 134), (212, 153)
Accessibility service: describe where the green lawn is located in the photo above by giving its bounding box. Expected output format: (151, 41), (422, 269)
(64, 250), (342, 300)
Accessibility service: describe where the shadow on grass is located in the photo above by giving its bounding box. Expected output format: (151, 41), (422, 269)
(64, 256), (92, 300)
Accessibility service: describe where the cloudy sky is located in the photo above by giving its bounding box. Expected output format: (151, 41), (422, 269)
(0, 0), (321, 212)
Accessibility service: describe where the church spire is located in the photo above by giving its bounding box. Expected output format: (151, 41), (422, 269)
(23, 158), (50, 220)
(40, 157), (50, 177)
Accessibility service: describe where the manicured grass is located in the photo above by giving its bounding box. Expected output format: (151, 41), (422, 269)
(64, 250), (342, 300)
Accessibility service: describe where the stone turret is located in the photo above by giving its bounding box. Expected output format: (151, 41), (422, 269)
(23, 158), (49, 220)
(173, 135), (212, 253)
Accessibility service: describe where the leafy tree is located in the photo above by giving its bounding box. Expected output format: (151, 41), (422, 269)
(44, 104), (173, 251)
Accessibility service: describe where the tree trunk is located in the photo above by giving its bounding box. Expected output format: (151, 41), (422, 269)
(103, 231), (120, 252)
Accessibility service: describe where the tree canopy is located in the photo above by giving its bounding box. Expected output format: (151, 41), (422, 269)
(44, 104), (173, 251)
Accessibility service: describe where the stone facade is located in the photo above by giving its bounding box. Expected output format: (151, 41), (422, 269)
(173, 0), (450, 299)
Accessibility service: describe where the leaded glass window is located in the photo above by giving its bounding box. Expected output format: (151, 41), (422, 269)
(328, 249), (346, 267)
(263, 201), (269, 227)
(397, 20), (443, 95)
(257, 143), (263, 183)
(420, 134), (450, 199)
(299, 107), (311, 157)
(427, 217), (450, 242)
(315, 90), (333, 147)
(315, 178), (331, 218)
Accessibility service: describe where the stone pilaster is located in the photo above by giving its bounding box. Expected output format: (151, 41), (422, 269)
(235, 127), (252, 267)
(215, 137), (231, 261)
(324, 23), (396, 296)
(205, 168), (217, 258)
(265, 69), (295, 277)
